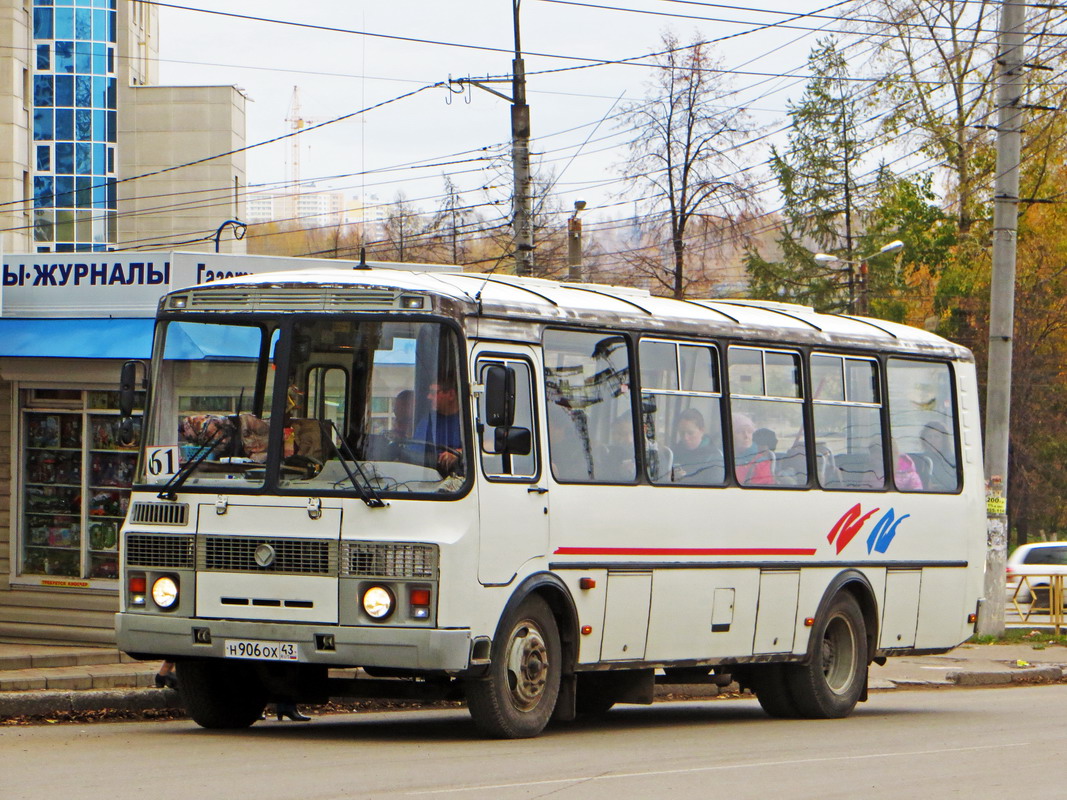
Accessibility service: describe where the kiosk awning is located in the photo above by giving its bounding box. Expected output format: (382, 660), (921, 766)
(0, 318), (155, 359)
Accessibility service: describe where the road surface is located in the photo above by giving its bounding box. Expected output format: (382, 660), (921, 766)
(1, 687), (1054, 799)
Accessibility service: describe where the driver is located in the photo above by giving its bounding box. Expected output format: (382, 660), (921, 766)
(414, 379), (463, 475)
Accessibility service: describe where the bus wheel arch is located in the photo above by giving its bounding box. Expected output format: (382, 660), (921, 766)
(786, 573), (876, 719)
(465, 574), (578, 738)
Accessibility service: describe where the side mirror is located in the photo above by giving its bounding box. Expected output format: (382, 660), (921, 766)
(119, 360), (147, 418)
(484, 365), (515, 428)
(494, 426), (532, 456)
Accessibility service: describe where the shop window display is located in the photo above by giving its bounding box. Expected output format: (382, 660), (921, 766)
(20, 390), (141, 583)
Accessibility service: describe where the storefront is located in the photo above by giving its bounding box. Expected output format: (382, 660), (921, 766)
(0, 251), (452, 644)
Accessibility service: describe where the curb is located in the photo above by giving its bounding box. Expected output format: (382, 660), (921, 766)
(946, 666), (1064, 686)
(0, 687), (182, 718)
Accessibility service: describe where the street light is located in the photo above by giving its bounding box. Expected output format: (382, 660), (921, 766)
(813, 240), (904, 315)
(567, 199), (586, 283)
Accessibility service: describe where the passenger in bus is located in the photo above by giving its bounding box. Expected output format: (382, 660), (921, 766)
(390, 389), (415, 440)
(863, 440), (923, 490)
(733, 412), (775, 485)
(920, 421), (957, 491)
(414, 379), (463, 475)
(547, 399), (592, 481)
(671, 408), (722, 484)
(598, 414), (637, 481)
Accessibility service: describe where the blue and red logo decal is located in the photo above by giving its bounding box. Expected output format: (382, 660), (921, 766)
(827, 503), (910, 555)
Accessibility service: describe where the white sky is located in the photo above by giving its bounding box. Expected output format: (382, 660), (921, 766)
(157, 1), (857, 226)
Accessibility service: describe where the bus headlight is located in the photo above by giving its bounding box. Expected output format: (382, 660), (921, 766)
(151, 576), (179, 609)
(362, 586), (394, 620)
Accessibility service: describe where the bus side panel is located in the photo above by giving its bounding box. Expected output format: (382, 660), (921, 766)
(644, 569), (759, 661)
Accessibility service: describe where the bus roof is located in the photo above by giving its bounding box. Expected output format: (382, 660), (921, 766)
(168, 267), (971, 360)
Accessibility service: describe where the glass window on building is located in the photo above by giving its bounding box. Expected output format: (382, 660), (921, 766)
(20, 389), (142, 584)
(31, 0), (117, 252)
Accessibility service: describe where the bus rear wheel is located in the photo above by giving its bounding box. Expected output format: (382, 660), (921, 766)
(178, 659), (268, 729)
(786, 592), (867, 719)
(466, 596), (561, 738)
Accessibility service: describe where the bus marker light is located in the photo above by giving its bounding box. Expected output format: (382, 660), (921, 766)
(581, 626), (593, 636)
(968, 613), (977, 624)
(129, 574), (146, 606)
(579, 578), (596, 590)
(804, 617), (815, 627)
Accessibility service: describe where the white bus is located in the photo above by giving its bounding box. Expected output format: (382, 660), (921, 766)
(115, 266), (986, 738)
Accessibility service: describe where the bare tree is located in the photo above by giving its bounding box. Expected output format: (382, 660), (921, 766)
(618, 31), (757, 298)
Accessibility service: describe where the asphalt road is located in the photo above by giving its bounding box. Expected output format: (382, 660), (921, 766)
(1, 687), (1056, 800)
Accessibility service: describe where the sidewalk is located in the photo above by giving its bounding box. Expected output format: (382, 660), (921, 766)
(1, 640), (1065, 720)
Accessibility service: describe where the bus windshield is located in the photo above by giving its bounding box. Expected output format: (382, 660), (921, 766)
(138, 317), (466, 496)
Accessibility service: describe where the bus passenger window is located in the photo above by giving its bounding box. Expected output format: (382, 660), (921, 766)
(477, 359), (537, 480)
(639, 339), (724, 486)
(544, 330), (634, 483)
(728, 347), (807, 487)
(887, 359), (959, 492)
(811, 354), (883, 490)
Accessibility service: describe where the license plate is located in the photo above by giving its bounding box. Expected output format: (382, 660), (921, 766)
(223, 639), (299, 661)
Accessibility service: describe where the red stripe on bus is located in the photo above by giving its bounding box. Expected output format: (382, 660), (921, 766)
(552, 547), (818, 556)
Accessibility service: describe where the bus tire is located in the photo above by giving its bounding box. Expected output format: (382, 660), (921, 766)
(751, 664), (799, 718)
(465, 595), (561, 738)
(178, 659), (268, 729)
(786, 592), (866, 719)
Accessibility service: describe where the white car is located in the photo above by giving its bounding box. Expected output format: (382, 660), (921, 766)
(1006, 542), (1067, 606)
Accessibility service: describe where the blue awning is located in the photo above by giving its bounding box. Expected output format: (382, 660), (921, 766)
(0, 318), (156, 359)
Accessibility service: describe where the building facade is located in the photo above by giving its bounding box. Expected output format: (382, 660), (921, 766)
(5, 0), (247, 255)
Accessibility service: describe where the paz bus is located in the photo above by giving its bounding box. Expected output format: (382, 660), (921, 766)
(114, 265), (986, 738)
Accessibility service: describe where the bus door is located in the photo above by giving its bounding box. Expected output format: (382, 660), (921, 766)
(473, 349), (549, 585)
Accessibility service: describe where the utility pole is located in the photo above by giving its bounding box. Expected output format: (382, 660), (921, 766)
(978, 0), (1026, 637)
(510, 0), (533, 277)
(567, 200), (586, 282)
(449, 1), (533, 276)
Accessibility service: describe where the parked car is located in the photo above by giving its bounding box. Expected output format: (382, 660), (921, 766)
(1006, 542), (1067, 606)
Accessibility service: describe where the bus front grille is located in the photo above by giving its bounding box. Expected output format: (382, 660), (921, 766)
(129, 502), (190, 526)
(198, 536), (337, 575)
(341, 542), (438, 579)
(126, 534), (196, 568)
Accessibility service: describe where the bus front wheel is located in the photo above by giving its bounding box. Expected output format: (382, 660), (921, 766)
(178, 659), (268, 729)
(466, 596), (561, 738)
(786, 592), (867, 718)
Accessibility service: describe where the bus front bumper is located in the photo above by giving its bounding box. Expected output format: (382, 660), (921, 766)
(115, 612), (473, 672)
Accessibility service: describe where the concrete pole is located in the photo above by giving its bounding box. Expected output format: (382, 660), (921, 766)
(511, 1), (533, 277)
(978, 0), (1026, 636)
(567, 214), (583, 282)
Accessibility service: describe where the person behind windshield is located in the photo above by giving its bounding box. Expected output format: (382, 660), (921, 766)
(390, 389), (415, 440)
(414, 377), (462, 475)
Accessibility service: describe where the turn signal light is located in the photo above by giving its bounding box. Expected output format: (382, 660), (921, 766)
(129, 573), (147, 606)
(968, 613), (978, 624)
(579, 578), (596, 590)
(410, 588), (431, 606)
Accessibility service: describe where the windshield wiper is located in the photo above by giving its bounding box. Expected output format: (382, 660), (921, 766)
(157, 427), (228, 500)
(318, 420), (387, 509)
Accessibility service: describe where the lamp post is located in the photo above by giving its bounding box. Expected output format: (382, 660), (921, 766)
(567, 199), (586, 283)
(213, 219), (247, 253)
(813, 239), (904, 314)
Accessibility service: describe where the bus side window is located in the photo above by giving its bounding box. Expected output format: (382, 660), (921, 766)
(811, 354), (883, 490)
(728, 346), (806, 487)
(544, 330), (634, 484)
(887, 359), (959, 493)
(478, 359), (537, 480)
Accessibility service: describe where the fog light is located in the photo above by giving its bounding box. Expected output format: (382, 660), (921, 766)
(362, 586), (394, 619)
(151, 576), (179, 609)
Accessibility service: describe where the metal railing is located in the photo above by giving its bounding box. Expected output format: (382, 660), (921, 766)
(1008, 574), (1065, 633)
